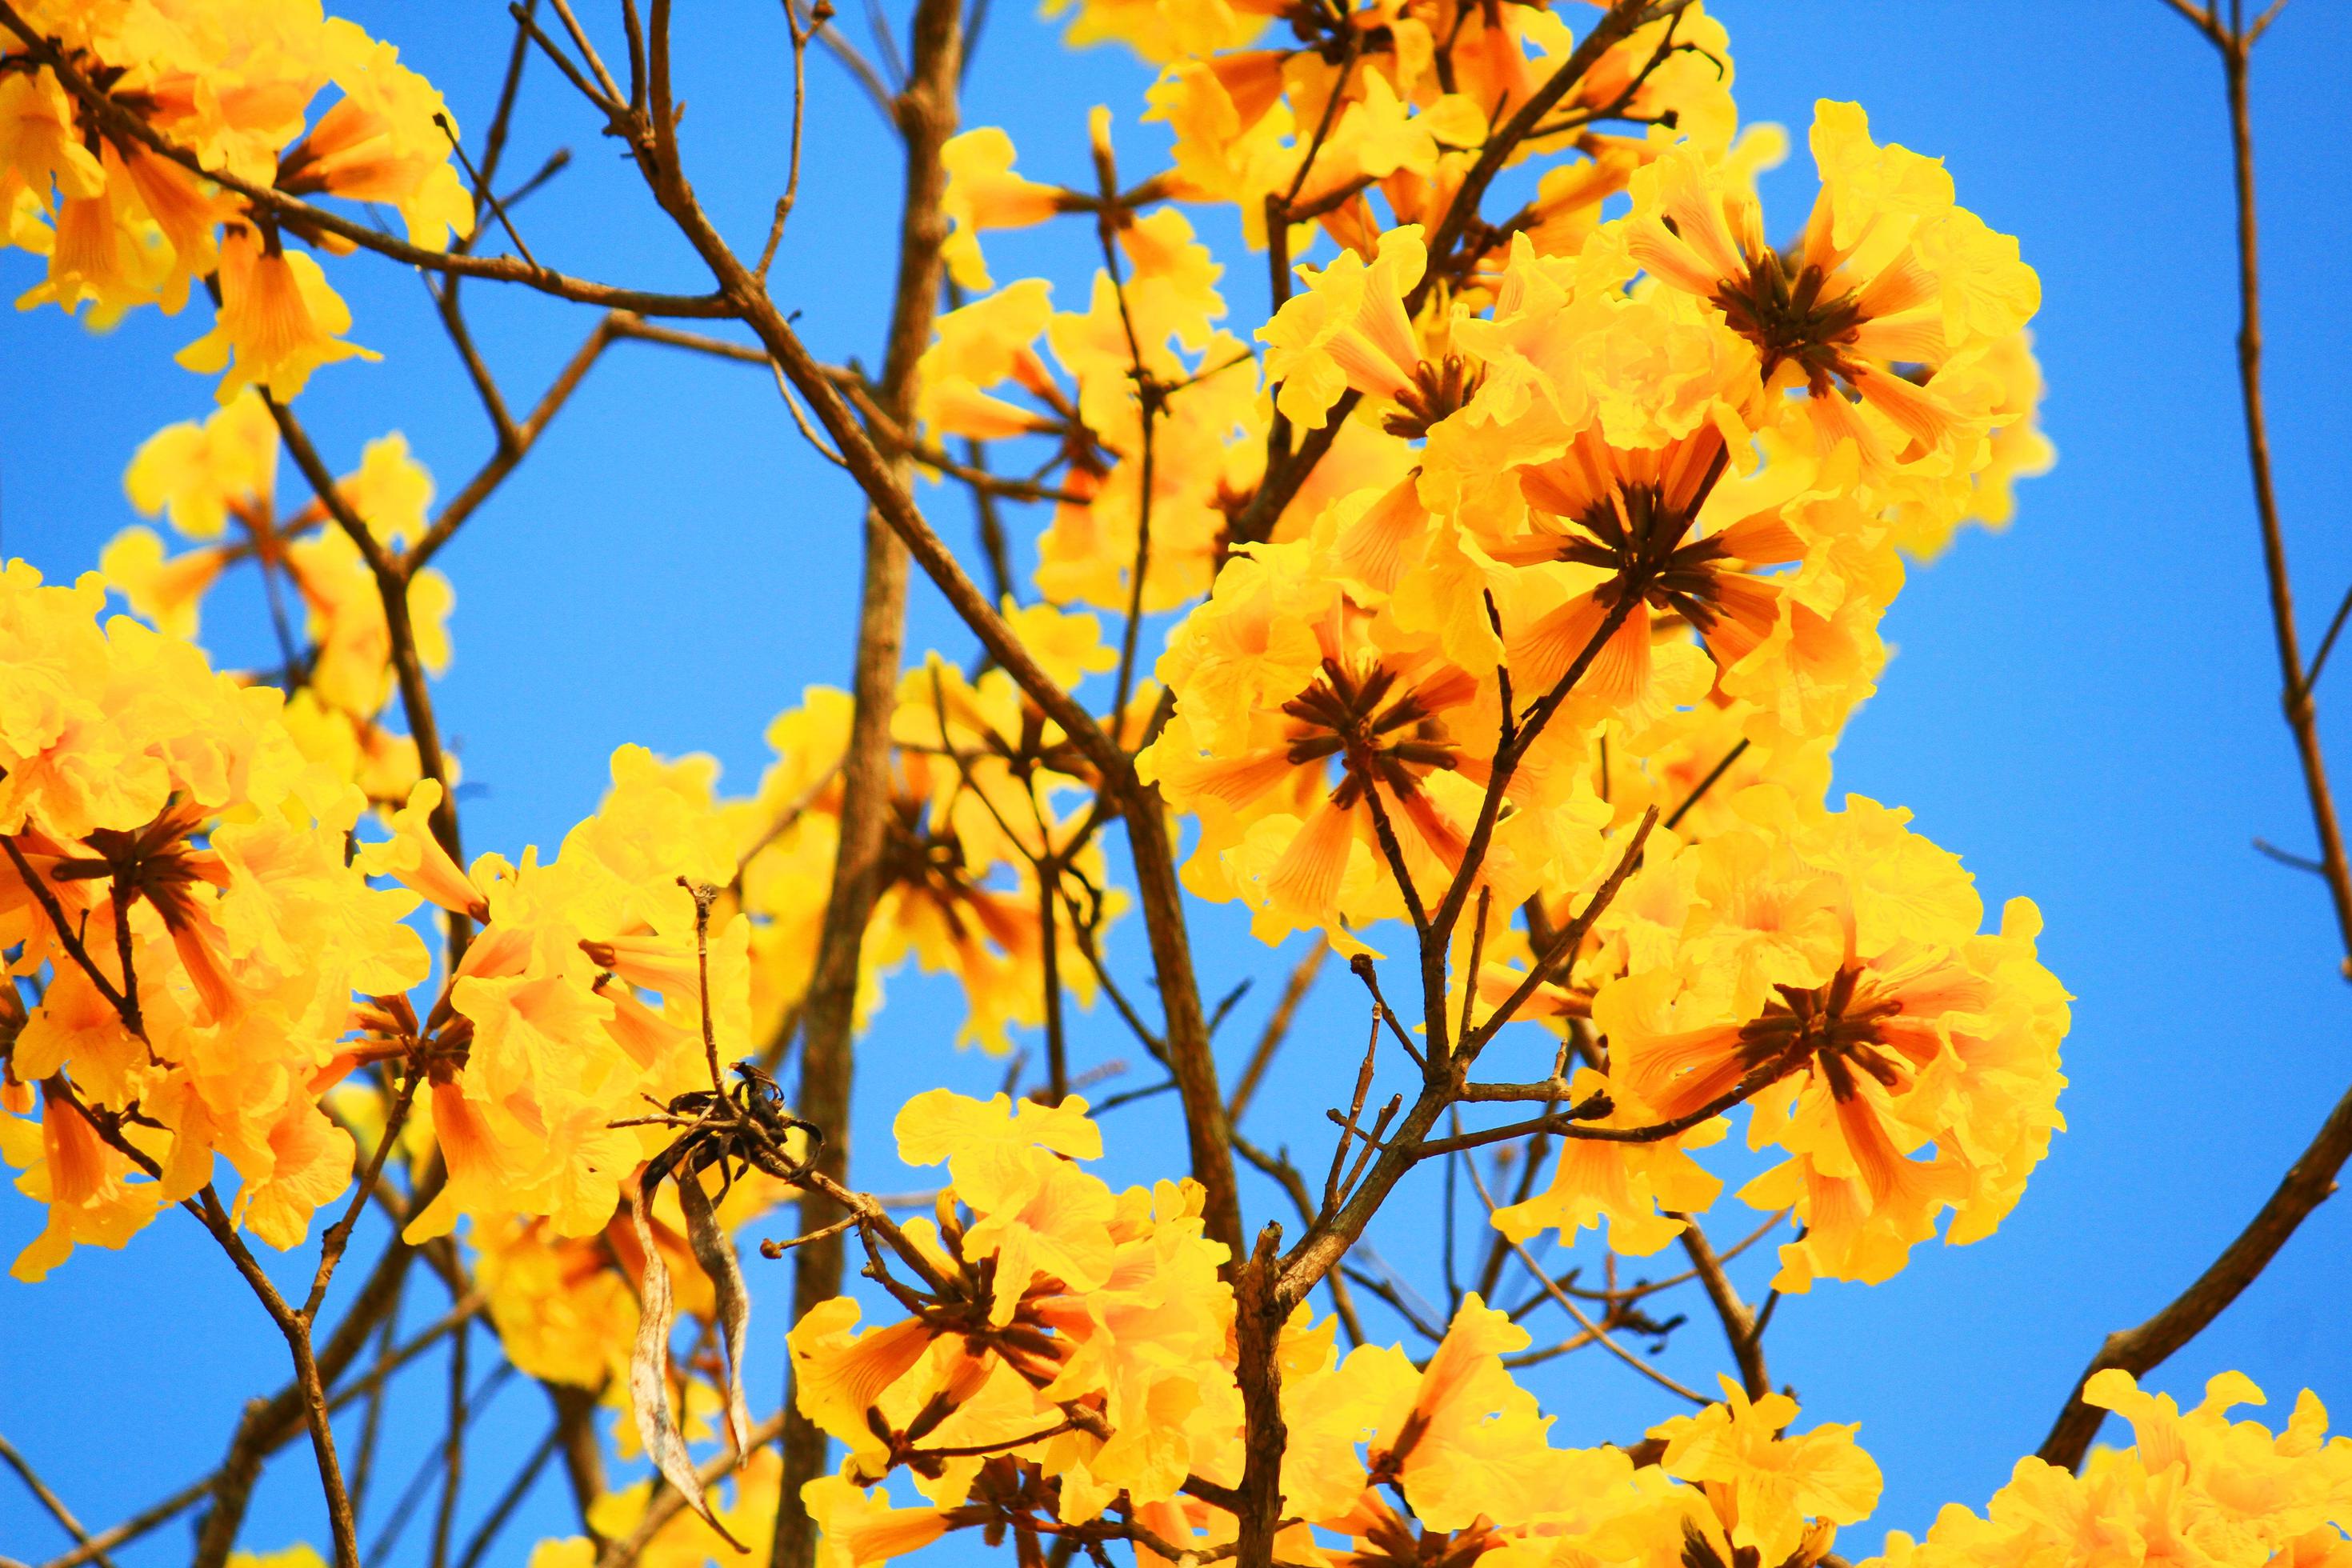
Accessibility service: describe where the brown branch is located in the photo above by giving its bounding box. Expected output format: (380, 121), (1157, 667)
(1230, 1224), (1290, 1568)
(842, 382), (1093, 502)
(189, 1186), (363, 1568)
(1346, 954), (1427, 1070)
(465, 4), (542, 249)
(429, 1318), (470, 1568)
(2038, 1076), (2352, 1467)
(262, 398), (468, 968)
(1463, 1156), (1706, 1403)
(1322, 1013), (1386, 1218)
(30, 1472), (217, 1568)
(2197, 22), (2352, 963)
(546, 1383), (611, 1546)
(191, 1168), (446, 1568)
(590, 0), (1238, 1274)
(605, 314), (769, 363)
(409, 312), (628, 573)
(1434, 1067), (1782, 1155)
(1090, 129), (1165, 729)
(2038, 7), (2352, 1472)
(302, 1076), (421, 1321)
(1232, 1133), (1367, 1346)
(453, 1420), (562, 1568)
(1670, 1213), (1769, 1399)
(1474, 1083), (1565, 1302)
(1275, 712), (1654, 1309)
(0, 1436), (118, 1568)
(757, 0), (818, 275)
(1663, 738), (1750, 832)
(0, 838), (134, 1030)
(755, 318), (1244, 1258)
(546, 0), (630, 106)
(1229, 937), (1330, 1122)
(772, 10), (962, 1562)
(1466, 808), (1658, 1050)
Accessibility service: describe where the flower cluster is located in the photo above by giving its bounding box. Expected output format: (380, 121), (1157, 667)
(0, 6), (2126, 1568)
(918, 0), (2070, 1298)
(778, 1091), (1886, 1568)
(1491, 790), (2070, 1291)
(102, 390), (452, 806)
(1870, 1372), (2352, 1568)
(0, 562), (427, 1277)
(3, 0), (470, 398)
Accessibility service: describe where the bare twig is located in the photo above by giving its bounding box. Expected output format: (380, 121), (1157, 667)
(29, 1473), (216, 1568)
(264, 398), (470, 966)
(453, 1422), (562, 1568)
(1229, 938), (1331, 1122)
(2038, 1077), (2352, 1468)
(1670, 1214), (1770, 1398)
(1464, 1158), (1706, 1403)
(2039, 5), (2352, 1471)
(0, 1437), (118, 1568)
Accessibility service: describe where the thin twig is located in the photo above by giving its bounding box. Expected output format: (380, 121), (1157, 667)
(2039, 7), (2352, 1470)
(30, 1473), (216, 1568)
(1229, 937), (1330, 1122)
(1464, 1157), (1706, 1403)
(771, 1), (964, 1560)
(0, 1437), (118, 1568)
(1670, 1213), (1770, 1399)
(452, 1421), (562, 1568)
(428, 1318), (470, 1568)
(0, 7), (725, 316)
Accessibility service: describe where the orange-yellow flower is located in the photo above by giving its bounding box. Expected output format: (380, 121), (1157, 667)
(177, 226), (378, 403)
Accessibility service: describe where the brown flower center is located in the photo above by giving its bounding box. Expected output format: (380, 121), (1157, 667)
(1709, 246), (1868, 394)
(1282, 658), (1462, 807)
(1383, 354), (1484, 440)
(1558, 474), (1746, 638)
(1734, 962), (1909, 1102)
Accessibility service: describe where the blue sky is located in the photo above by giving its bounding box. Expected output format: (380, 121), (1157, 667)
(6, 1), (2352, 1563)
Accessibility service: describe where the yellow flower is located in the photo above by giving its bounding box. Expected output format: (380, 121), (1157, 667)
(917, 279), (1062, 439)
(1492, 423), (1802, 707)
(790, 1094), (1238, 1522)
(1651, 1378), (1884, 1568)
(1141, 540), (1512, 940)
(1489, 1061), (1726, 1256)
(1867, 1373), (2352, 1568)
(1040, 0), (1274, 65)
(0, 562), (430, 1274)
(804, 1475), (952, 1568)
(276, 23), (474, 249)
(1566, 794), (2069, 1290)
(176, 226), (378, 403)
(226, 1546), (329, 1568)
(124, 390), (282, 540)
(941, 128), (1070, 291)
(1362, 1294), (1572, 1532)
(1617, 102), (2038, 470)
(0, 66), (105, 216)
(1260, 226), (1461, 435)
